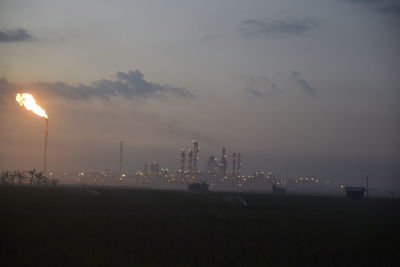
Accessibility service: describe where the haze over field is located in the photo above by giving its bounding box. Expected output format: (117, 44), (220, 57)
(0, 0), (399, 188)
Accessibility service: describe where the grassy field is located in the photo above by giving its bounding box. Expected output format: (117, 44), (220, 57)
(0, 186), (399, 266)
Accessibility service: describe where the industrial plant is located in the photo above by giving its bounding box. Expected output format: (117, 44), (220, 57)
(45, 139), (355, 195)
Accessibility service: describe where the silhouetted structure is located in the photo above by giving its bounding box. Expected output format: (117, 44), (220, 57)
(180, 149), (186, 172)
(187, 149), (193, 171)
(207, 155), (218, 173)
(237, 153), (242, 174)
(119, 140), (123, 176)
(345, 186), (365, 199)
(232, 153), (236, 175)
(219, 147), (227, 175)
(150, 162), (160, 175)
(188, 182), (209, 192)
(272, 184), (287, 195)
(193, 140), (199, 171)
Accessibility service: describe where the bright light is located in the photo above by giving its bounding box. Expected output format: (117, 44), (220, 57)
(16, 93), (48, 119)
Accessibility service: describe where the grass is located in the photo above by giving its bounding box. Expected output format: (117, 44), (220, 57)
(0, 186), (399, 266)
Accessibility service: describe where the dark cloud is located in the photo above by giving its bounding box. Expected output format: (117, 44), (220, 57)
(246, 87), (264, 97)
(245, 77), (280, 98)
(296, 79), (317, 95)
(239, 19), (318, 37)
(343, 0), (378, 3)
(245, 79), (263, 97)
(341, 0), (400, 16)
(375, 5), (400, 15)
(341, 0), (397, 6)
(291, 70), (318, 95)
(0, 28), (33, 42)
(0, 70), (194, 101)
(292, 70), (300, 77)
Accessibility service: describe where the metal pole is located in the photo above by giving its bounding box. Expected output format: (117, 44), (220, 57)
(119, 140), (123, 176)
(366, 176), (369, 199)
(44, 118), (48, 175)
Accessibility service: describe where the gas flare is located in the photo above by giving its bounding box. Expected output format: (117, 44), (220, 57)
(16, 93), (48, 119)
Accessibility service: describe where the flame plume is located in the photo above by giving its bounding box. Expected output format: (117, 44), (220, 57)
(16, 93), (48, 119)
(15, 92), (49, 174)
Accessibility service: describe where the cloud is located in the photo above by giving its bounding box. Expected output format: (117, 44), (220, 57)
(375, 5), (400, 15)
(291, 70), (318, 95)
(0, 28), (33, 42)
(0, 78), (15, 92)
(245, 77), (280, 98)
(0, 70), (194, 101)
(343, 0), (378, 3)
(239, 19), (318, 37)
(296, 79), (317, 95)
(341, 0), (400, 16)
(245, 79), (263, 97)
(0, 79), (16, 104)
(247, 87), (264, 97)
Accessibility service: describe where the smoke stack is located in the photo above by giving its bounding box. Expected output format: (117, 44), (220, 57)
(232, 153), (236, 175)
(237, 153), (242, 174)
(207, 155), (216, 173)
(119, 140), (123, 176)
(44, 118), (48, 175)
(193, 140), (199, 171)
(188, 149), (193, 171)
(180, 149), (186, 172)
(220, 147), (227, 174)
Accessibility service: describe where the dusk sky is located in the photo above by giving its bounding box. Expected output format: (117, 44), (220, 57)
(1, 0), (399, 188)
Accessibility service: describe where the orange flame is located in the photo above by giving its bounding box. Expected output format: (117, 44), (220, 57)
(16, 93), (48, 119)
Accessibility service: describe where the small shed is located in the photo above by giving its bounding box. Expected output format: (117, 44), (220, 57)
(345, 186), (365, 199)
(188, 182), (209, 192)
(272, 184), (287, 195)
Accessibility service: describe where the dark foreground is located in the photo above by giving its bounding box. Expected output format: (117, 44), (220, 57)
(0, 186), (399, 266)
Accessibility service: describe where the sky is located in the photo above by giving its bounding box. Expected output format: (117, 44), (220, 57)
(0, 0), (399, 188)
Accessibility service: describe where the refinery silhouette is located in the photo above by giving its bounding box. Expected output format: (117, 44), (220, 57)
(10, 92), (345, 195)
(48, 139), (348, 195)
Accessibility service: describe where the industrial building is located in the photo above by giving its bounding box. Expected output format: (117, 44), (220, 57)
(345, 187), (366, 199)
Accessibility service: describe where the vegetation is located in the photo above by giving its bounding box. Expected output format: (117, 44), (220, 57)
(0, 169), (57, 187)
(0, 186), (398, 266)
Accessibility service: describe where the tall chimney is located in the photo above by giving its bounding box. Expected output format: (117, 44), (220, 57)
(193, 140), (199, 171)
(237, 153), (242, 175)
(188, 149), (193, 171)
(180, 149), (186, 172)
(232, 153), (236, 175)
(220, 147), (227, 174)
(119, 140), (123, 176)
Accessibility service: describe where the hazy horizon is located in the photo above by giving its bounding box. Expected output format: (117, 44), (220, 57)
(1, 0), (399, 189)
